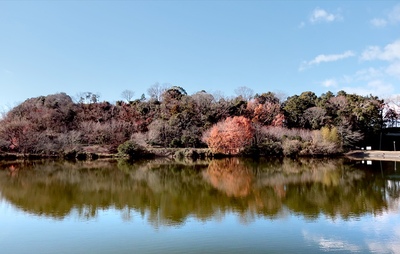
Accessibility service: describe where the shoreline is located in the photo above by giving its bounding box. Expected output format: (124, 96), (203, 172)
(0, 148), (212, 161)
(3, 149), (400, 162)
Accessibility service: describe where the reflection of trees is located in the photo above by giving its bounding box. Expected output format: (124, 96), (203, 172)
(253, 158), (389, 219)
(203, 158), (282, 218)
(203, 158), (253, 197)
(0, 158), (398, 226)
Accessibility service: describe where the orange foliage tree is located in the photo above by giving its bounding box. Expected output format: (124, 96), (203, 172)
(246, 95), (284, 127)
(203, 116), (254, 155)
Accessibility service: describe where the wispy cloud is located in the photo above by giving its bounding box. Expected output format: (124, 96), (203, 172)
(298, 21), (306, 29)
(361, 40), (400, 61)
(365, 207), (400, 253)
(299, 50), (355, 71)
(321, 79), (338, 88)
(342, 80), (394, 97)
(386, 61), (400, 79)
(318, 68), (394, 98)
(360, 39), (400, 81)
(310, 51), (355, 64)
(310, 8), (341, 23)
(303, 231), (361, 252)
(370, 4), (400, 28)
(370, 18), (387, 28)
(388, 4), (400, 23)
(299, 8), (342, 28)
(321, 69), (394, 98)
(343, 67), (384, 83)
(317, 39), (400, 97)
(321, 73), (397, 99)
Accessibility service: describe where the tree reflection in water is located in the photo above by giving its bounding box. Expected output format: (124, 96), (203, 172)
(203, 158), (253, 198)
(0, 158), (398, 226)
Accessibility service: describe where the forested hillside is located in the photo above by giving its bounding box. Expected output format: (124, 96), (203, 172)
(0, 85), (390, 158)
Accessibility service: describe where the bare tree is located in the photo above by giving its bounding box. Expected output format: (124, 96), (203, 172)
(387, 95), (400, 107)
(211, 90), (225, 102)
(234, 86), (254, 101)
(121, 89), (135, 102)
(192, 91), (214, 114)
(76, 92), (100, 104)
(274, 90), (288, 104)
(0, 108), (7, 121)
(147, 82), (169, 101)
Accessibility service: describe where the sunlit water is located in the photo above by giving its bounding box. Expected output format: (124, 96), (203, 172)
(0, 158), (399, 253)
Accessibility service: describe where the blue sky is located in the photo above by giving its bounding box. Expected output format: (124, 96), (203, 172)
(1, 1), (400, 111)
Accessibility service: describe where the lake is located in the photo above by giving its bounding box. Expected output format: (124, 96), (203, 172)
(0, 157), (399, 254)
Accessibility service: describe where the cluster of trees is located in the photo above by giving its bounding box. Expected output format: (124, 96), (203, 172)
(0, 83), (388, 157)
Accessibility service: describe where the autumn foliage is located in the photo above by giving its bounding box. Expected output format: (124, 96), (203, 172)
(0, 87), (389, 157)
(203, 116), (254, 155)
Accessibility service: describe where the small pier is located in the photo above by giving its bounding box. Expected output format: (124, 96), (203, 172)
(346, 150), (400, 161)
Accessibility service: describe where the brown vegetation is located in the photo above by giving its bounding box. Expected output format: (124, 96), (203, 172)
(0, 87), (389, 158)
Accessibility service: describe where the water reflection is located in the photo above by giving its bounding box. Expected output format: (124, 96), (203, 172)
(203, 159), (253, 198)
(0, 158), (399, 226)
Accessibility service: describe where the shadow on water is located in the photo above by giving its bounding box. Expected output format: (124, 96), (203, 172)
(0, 157), (399, 227)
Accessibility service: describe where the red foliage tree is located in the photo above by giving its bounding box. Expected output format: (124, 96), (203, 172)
(272, 113), (285, 127)
(246, 97), (281, 126)
(203, 116), (254, 155)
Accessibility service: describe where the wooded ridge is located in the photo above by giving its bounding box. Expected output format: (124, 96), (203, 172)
(0, 85), (395, 159)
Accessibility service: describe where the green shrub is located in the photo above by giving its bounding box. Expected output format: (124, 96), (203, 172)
(174, 148), (199, 159)
(170, 138), (182, 148)
(261, 141), (283, 156)
(118, 140), (146, 159)
(174, 149), (185, 159)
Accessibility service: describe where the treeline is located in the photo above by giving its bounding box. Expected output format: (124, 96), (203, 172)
(0, 84), (387, 158)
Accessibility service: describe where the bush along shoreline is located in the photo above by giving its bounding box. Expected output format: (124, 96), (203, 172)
(0, 88), (388, 160)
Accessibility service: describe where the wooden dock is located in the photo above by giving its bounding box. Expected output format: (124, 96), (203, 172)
(346, 150), (400, 161)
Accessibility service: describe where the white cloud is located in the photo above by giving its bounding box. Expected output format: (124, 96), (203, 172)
(368, 241), (400, 254)
(361, 40), (400, 61)
(386, 61), (400, 78)
(299, 7), (341, 28)
(342, 80), (394, 97)
(316, 39), (400, 97)
(310, 51), (355, 64)
(370, 4), (400, 28)
(360, 46), (382, 61)
(310, 8), (340, 23)
(388, 4), (400, 23)
(345, 67), (384, 82)
(322, 79), (338, 88)
(303, 231), (361, 252)
(370, 18), (387, 28)
(366, 209), (400, 254)
(300, 51), (355, 70)
(355, 68), (383, 80)
(361, 40), (400, 80)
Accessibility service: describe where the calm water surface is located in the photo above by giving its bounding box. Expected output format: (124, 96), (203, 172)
(0, 158), (399, 253)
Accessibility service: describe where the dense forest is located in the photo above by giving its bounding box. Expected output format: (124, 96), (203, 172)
(0, 84), (396, 158)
